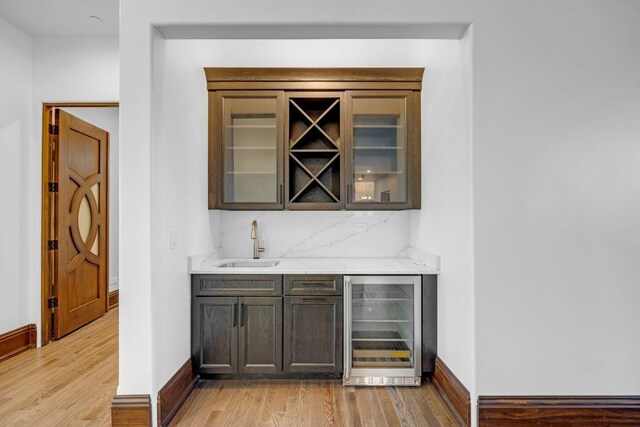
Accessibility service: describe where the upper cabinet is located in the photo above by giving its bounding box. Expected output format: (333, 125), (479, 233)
(205, 68), (423, 210)
(213, 91), (284, 209)
(346, 91), (420, 210)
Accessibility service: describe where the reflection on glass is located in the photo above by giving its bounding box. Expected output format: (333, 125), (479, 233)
(352, 97), (407, 203)
(223, 97), (278, 203)
(351, 283), (415, 368)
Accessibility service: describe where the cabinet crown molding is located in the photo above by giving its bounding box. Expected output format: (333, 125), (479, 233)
(204, 67), (424, 91)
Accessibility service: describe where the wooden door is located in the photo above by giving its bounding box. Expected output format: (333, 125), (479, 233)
(284, 296), (342, 373)
(238, 297), (282, 374)
(53, 110), (109, 338)
(193, 297), (238, 374)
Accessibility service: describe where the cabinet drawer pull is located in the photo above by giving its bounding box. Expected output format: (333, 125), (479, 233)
(301, 283), (330, 287)
(302, 297), (328, 302)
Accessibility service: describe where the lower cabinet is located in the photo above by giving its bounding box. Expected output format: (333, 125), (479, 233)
(191, 274), (343, 377)
(284, 296), (342, 373)
(193, 296), (282, 375)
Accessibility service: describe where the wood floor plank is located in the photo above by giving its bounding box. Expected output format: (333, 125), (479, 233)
(171, 378), (457, 426)
(374, 386), (402, 427)
(354, 386), (374, 426)
(258, 380), (289, 423)
(365, 387), (389, 427)
(320, 380), (336, 426)
(405, 386), (443, 427)
(422, 380), (458, 427)
(0, 308), (118, 427)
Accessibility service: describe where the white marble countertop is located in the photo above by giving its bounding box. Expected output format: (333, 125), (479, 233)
(189, 255), (439, 275)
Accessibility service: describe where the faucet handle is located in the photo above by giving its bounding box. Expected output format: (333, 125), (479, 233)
(250, 220), (258, 239)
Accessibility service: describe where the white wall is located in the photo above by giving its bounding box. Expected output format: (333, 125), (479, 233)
(410, 24), (475, 394)
(0, 24), (119, 339)
(61, 107), (119, 292)
(473, 1), (640, 395)
(0, 16), (32, 334)
(32, 38), (119, 102)
(24, 37), (119, 343)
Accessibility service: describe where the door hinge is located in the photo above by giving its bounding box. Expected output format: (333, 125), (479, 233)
(48, 240), (58, 250)
(49, 124), (58, 135)
(48, 182), (58, 192)
(48, 297), (58, 309)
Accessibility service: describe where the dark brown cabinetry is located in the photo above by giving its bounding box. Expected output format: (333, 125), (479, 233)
(193, 296), (237, 374)
(192, 296), (282, 375)
(210, 92), (285, 210)
(192, 274), (341, 376)
(345, 91), (421, 210)
(205, 68), (423, 210)
(284, 275), (342, 373)
(239, 297), (282, 374)
(285, 93), (344, 209)
(192, 273), (436, 377)
(192, 276), (283, 375)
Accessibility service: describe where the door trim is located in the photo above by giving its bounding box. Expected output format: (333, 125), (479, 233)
(41, 102), (118, 346)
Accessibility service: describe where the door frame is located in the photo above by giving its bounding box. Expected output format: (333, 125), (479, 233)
(41, 102), (118, 346)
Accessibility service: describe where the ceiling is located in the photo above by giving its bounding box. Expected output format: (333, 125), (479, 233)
(0, 0), (118, 37)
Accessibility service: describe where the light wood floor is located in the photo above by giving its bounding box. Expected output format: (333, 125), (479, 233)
(0, 309), (457, 427)
(171, 378), (458, 426)
(0, 308), (118, 426)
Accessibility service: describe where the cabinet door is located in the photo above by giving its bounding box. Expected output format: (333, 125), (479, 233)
(238, 297), (283, 374)
(345, 91), (421, 210)
(193, 297), (238, 374)
(284, 296), (343, 373)
(212, 91), (284, 209)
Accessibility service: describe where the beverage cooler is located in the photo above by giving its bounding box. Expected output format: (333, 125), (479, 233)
(343, 275), (422, 386)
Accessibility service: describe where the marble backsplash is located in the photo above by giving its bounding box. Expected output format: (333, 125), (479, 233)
(219, 210), (410, 259)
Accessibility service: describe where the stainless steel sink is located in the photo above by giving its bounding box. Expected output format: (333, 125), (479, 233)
(216, 260), (280, 268)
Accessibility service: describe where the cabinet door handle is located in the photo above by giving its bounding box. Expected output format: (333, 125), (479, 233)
(347, 184), (351, 204)
(302, 283), (328, 287)
(279, 184), (283, 205)
(232, 303), (237, 327)
(240, 303), (245, 327)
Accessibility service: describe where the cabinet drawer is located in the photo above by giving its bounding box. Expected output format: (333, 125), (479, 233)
(193, 275), (282, 296)
(284, 275), (342, 296)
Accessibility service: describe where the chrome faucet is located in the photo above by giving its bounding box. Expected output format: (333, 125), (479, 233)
(250, 220), (265, 259)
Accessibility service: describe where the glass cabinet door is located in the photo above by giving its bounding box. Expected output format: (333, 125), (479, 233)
(344, 275), (422, 386)
(219, 92), (283, 207)
(347, 93), (411, 207)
